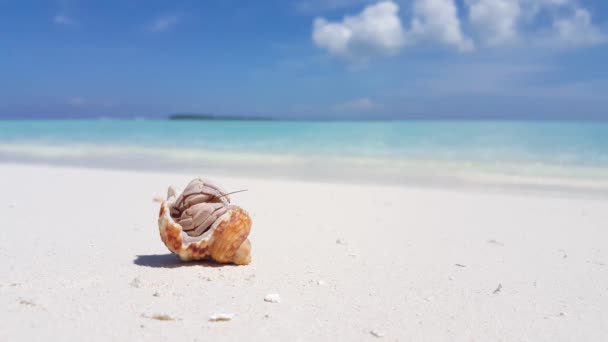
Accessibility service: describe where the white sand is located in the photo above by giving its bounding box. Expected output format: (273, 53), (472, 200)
(1, 163), (607, 341)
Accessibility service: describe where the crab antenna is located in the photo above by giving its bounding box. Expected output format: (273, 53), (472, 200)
(216, 189), (248, 199)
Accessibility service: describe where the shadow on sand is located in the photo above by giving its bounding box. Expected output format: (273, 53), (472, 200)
(133, 254), (232, 269)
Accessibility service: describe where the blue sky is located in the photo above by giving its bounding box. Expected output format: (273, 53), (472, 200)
(1, 0), (607, 119)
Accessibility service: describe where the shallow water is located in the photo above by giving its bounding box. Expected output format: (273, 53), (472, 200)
(1, 120), (607, 193)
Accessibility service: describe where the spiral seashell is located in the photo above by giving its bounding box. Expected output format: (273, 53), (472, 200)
(158, 178), (252, 265)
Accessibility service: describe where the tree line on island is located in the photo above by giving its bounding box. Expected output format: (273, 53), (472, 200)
(169, 113), (274, 121)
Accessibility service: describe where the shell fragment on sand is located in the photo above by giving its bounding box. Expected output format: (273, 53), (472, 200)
(142, 314), (175, 321)
(209, 313), (234, 322)
(264, 293), (281, 303)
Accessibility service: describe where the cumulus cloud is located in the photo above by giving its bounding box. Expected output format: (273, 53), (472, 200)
(551, 8), (606, 46)
(312, 0), (474, 60)
(524, 0), (571, 17)
(312, 0), (606, 61)
(150, 15), (179, 32)
(466, 0), (521, 45)
(465, 0), (605, 47)
(312, 1), (406, 60)
(410, 0), (474, 51)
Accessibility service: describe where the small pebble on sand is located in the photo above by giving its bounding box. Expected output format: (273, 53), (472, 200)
(130, 278), (141, 288)
(19, 299), (35, 306)
(370, 330), (384, 338)
(264, 293), (281, 303)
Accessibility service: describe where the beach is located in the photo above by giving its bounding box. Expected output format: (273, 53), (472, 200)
(1, 162), (607, 341)
(4, 0), (608, 338)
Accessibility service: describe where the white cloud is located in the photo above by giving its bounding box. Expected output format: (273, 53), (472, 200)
(335, 97), (376, 110)
(551, 8), (606, 46)
(312, 1), (406, 60)
(53, 14), (73, 26)
(150, 15), (179, 32)
(410, 0), (474, 51)
(466, 0), (521, 45)
(465, 0), (605, 47)
(313, 19), (353, 55)
(311, 0), (606, 62)
(523, 0), (571, 17)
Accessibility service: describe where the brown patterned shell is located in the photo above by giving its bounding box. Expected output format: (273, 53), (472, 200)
(159, 202), (251, 264)
(157, 179), (252, 265)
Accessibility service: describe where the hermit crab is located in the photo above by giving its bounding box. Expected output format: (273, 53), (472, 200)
(158, 178), (252, 265)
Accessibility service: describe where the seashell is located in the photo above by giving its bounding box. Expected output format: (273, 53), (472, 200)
(158, 178), (252, 265)
(208, 313), (234, 322)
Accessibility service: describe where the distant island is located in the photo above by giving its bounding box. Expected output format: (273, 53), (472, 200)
(169, 113), (275, 121)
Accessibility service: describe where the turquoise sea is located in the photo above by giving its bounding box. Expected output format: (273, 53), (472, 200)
(1, 120), (608, 193)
